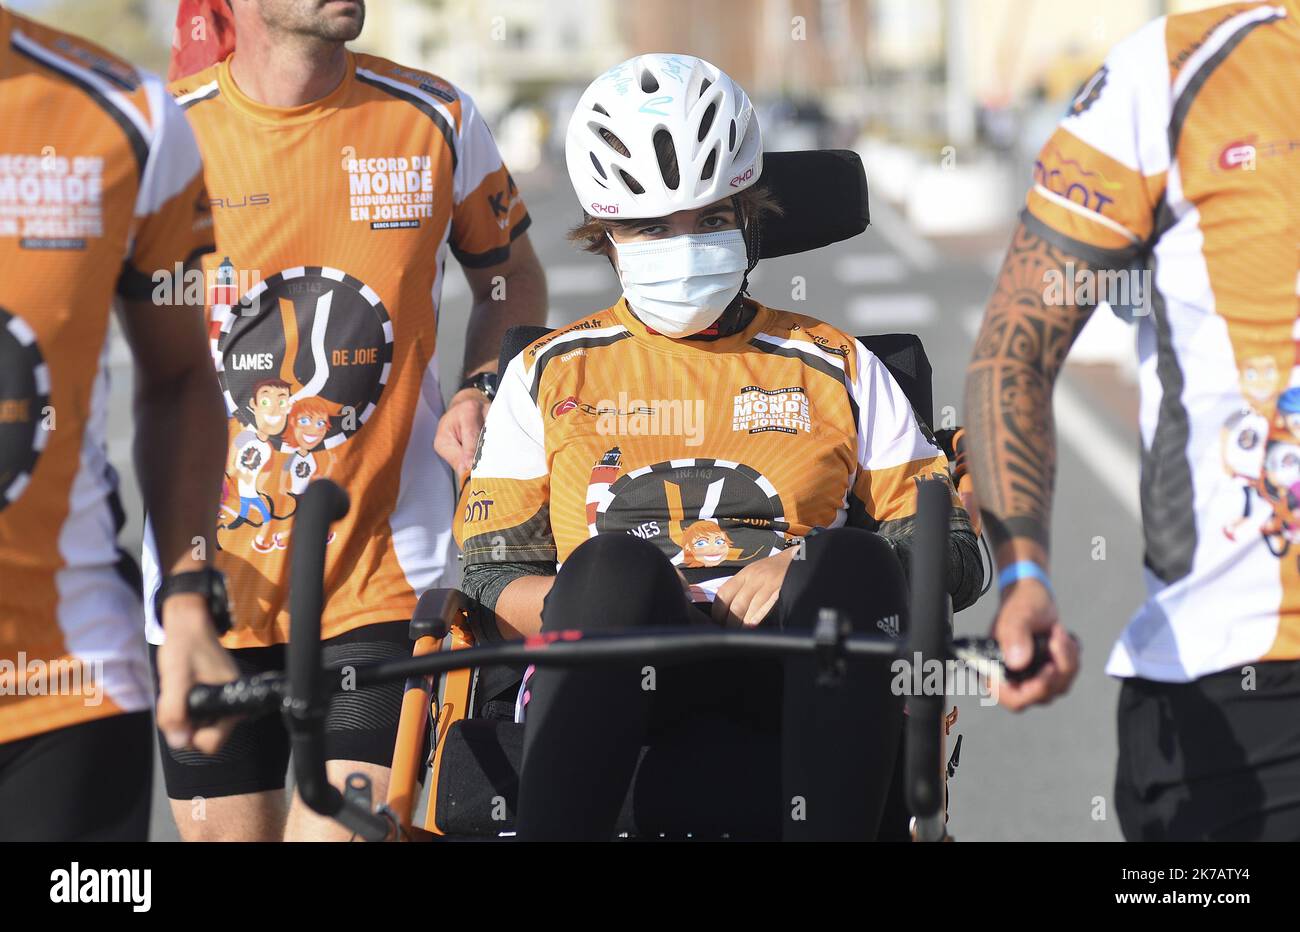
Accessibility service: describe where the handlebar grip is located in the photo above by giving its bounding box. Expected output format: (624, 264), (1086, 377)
(951, 632), (1056, 685)
(905, 478), (952, 833)
(186, 672), (284, 726)
(1003, 632), (1054, 684)
(283, 480), (389, 838)
(287, 479), (348, 714)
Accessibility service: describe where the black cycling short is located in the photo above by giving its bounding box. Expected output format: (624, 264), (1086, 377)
(1115, 659), (1300, 841)
(0, 711), (152, 841)
(515, 527), (909, 841)
(151, 619), (415, 800)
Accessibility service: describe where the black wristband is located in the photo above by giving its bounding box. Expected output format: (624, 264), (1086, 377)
(154, 568), (233, 636)
(458, 371), (499, 401)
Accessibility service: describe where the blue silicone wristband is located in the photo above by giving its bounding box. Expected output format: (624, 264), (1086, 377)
(997, 560), (1053, 594)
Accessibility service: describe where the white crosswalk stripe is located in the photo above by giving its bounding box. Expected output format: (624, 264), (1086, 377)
(833, 253), (908, 285)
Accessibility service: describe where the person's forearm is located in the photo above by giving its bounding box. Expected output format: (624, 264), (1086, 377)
(461, 262), (547, 378)
(135, 364), (227, 576)
(963, 220), (1096, 567)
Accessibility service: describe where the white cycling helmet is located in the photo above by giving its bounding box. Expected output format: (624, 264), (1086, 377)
(565, 53), (763, 220)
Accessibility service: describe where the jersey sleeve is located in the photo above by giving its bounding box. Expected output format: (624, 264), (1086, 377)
(454, 350), (555, 564)
(1024, 16), (1171, 262)
(448, 90), (532, 268)
(848, 341), (959, 527)
(117, 75), (214, 300)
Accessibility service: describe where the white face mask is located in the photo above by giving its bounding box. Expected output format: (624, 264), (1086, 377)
(610, 230), (748, 337)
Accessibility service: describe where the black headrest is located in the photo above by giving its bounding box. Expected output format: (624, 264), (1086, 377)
(755, 150), (870, 259)
(498, 325), (554, 377)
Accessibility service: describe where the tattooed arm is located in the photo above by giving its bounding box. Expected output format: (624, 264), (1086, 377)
(963, 218), (1086, 710)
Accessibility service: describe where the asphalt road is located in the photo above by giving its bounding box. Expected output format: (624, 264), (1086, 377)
(113, 161), (1144, 841)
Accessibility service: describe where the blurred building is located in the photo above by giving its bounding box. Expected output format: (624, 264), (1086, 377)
(357, 0), (625, 117)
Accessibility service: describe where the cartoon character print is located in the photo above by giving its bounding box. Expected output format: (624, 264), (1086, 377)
(1257, 437), (1300, 555)
(1221, 353), (1287, 542)
(220, 378), (292, 552)
(268, 396), (337, 551)
(678, 520), (735, 568)
(1221, 332), (1300, 560)
(213, 267), (392, 555)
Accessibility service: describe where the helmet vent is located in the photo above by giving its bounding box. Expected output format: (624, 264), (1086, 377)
(699, 78), (712, 98)
(697, 102), (717, 142)
(653, 129), (680, 190)
(701, 147), (718, 182)
(594, 125), (631, 158)
(640, 70), (659, 93)
(729, 120), (736, 151)
(592, 103), (609, 116)
(589, 151), (607, 180)
(618, 168), (645, 195)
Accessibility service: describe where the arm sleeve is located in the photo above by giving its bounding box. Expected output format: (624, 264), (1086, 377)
(448, 90), (532, 269)
(1024, 16), (1170, 263)
(117, 75), (214, 300)
(454, 350), (556, 564)
(845, 341), (983, 610)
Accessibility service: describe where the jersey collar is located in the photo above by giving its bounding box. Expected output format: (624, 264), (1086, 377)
(218, 49), (356, 125)
(612, 296), (772, 356)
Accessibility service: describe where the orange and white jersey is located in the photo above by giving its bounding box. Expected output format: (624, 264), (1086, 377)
(0, 9), (213, 744)
(455, 300), (966, 598)
(148, 53), (530, 648)
(1026, 2), (1300, 681)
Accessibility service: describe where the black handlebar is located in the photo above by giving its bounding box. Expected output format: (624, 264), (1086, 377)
(283, 481), (391, 841)
(905, 478), (950, 841)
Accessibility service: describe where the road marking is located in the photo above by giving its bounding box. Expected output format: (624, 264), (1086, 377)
(961, 306), (1141, 520)
(847, 293), (936, 328)
(1054, 377), (1142, 520)
(833, 253), (908, 285)
(866, 196), (940, 271)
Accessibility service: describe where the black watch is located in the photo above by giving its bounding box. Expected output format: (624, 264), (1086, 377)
(458, 371), (499, 401)
(154, 568), (233, 636)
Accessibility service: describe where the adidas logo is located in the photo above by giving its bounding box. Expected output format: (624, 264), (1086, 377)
(876, 613), (901, 639)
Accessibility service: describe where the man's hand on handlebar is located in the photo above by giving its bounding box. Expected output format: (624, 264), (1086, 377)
(156, 594), (240, 753)
(991, 578), (1079, 711)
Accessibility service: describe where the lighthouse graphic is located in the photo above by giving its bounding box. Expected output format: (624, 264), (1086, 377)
(210, 256), (239, 307)
(586, 446), (622, 537)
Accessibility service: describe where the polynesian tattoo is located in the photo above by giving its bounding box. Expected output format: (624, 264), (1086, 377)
(964, 220), (1098, 552)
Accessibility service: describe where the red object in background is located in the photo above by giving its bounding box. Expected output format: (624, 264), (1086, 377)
(168, 0), (236, 81)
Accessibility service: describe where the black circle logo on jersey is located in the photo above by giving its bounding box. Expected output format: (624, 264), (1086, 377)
(0, 307), (50, 512)
(594, 457), (787, 567)
(214, 267), (393, 450)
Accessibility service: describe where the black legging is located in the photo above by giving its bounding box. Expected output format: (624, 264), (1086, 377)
(516, 528), (908, 841)
(0, 711), (152, 842)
